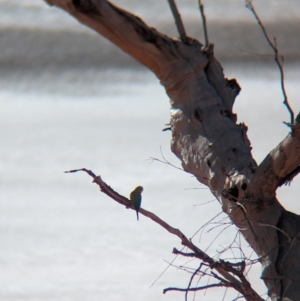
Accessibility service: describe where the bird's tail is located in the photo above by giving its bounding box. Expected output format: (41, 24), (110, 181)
(136, 210), (139, 221)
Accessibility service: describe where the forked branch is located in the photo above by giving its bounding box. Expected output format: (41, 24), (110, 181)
(65, 168), (264, 301)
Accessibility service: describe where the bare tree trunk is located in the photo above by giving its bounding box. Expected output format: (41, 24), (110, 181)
(44, 0), (300, 299)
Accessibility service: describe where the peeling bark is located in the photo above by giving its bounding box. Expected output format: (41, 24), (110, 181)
(45, 0), (300, 299)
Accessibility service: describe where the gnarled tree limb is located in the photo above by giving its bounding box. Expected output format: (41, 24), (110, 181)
(45, 1), (300, 299)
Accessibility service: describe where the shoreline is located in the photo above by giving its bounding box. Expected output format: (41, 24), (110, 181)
(1, 20), (299, 71)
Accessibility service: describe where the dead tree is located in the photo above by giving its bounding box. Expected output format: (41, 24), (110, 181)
(45, 0), (300, 300)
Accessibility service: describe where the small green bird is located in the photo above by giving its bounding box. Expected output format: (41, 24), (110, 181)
(129, 186), (143, 221)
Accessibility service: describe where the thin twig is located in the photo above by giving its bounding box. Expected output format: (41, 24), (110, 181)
(239, 48), (274, 57)
(198, 0), (209, 48)
(148, 146), (184, 172)
(222, 286), (228, 301)
(204, 224), (233, 254)
(206, 222), (232, 233)
(238, 232), (243, 265)
(149, 251), (181, 288)
(163, 259), (195, 274)
(193, 272), (203, 300)
(245, 0), (294, 124)
(217, 230), (240, 255)
(193, 198), (217, 206)
(185, 263), (203, 301)
(148, 157), (183, 172)
(190, 211), (225, 243)
(167, 0), (187, 42)
(199, 216), (230, 242)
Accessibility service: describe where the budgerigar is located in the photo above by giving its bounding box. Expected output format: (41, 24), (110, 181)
(129, 186), (143, 221)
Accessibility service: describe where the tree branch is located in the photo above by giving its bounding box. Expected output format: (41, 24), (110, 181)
(163, 282), (227, 294)
(245, 0), (294, 124)
(185, 263), (203, 301)
(65, 168), (264, 301)
(45, 0), (191, 76)
(253, 118), (300, 198)
(252, 69), (300, 198)
(172, 248), (199, 258)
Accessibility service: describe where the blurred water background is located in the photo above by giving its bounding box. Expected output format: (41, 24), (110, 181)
(0, 0), (300, 300)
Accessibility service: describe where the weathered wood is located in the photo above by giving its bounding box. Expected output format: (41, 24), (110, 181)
(45, 1), (300, 299)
